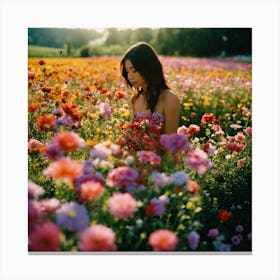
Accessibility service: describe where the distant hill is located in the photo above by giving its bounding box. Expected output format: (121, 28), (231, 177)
(28, 28), (101, 48)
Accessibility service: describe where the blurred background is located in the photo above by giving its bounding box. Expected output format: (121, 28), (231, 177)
(28, 28), (251, 61)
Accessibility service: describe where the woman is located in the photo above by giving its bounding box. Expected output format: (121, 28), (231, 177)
(120, 42), (180, 135)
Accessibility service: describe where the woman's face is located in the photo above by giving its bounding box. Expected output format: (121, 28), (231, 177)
(124, 59), (147, 91)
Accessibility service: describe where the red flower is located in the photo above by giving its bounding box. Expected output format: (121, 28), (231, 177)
(145, 204), (155, 216)
(218, 210), (230, 222)
(38, 59), (46, 65)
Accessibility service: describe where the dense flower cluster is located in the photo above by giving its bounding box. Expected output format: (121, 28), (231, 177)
(28, 56), (252, 251)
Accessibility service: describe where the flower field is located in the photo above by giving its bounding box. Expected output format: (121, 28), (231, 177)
(28, 56), (252, 252)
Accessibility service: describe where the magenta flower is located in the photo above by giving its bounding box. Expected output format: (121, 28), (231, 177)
(78, 224), (116, 251)
(185, 148), (212, 176)
(160, 133), (189, 153)
(29, 221), (62, 251)
(108, 192), (137, 219)
(107, 166), (138, 187)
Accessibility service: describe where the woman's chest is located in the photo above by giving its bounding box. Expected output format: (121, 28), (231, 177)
(133, 95), (164, 114)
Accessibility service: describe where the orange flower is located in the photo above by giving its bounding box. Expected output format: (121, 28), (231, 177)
(43, 157), (83, 183)
(28, 103), (39, 112)
(218, 210), (230, 222)
(36, 114), (56, 131)
(187, 180), (202, 194)
(52, 131), (85, 152)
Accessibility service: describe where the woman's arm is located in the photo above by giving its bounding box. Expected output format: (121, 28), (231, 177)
(163, 90), (180, 134)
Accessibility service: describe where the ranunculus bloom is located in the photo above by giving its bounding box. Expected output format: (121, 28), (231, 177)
(187, 180), (202, 194)
(107, 166), (138, 187)
(185, 148), (212, 176)
(79, 181), (104, 203)
(148, 229), (178, 251)
(36, 114), (56, 131)
(244, 126), (252, 136)
(51, 131), (85, 152)
(108, 192), (137, 219)
(227, 142), (244, 152)
(78, 224), (116, 251)
(28, 139), (44, 153)
(28, 180), (45, 199)
(234, 132), (246, 143)
(29, 221), (62, 251)
(43, 157), (83, 183)
(99, 102), (112, 119)
(137, 150), (161, 166)
(218, 210), (230, 222)
(237, 158), (246, 168)
(160, 133), (189, 153)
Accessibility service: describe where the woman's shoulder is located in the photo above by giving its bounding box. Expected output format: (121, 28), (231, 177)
(159, 89), (180, 104)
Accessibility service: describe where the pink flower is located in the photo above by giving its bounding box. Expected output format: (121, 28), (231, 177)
(43, 157), (84, 183)
(244, 126), (252, 136)
(148, 229), (178, 251)
(185, 148), (212, 176)
(234, 132), (246, 143)
(137, 150), (161, 166)
(237, 158), (246, 168)
(28, 139), (44, 153)
(37, 198), (60, 215)
(177, 125), (188, 135)
(79, 181), (104, 203)
(78, 224), (116, 251)
(28, 180), (45, 199)
(99, 102), (112, 119)
(160, 133), (189, 153)
(29, 221), (62, 251)
(108, 193), (137, 219)
(107, 166), (138, 187)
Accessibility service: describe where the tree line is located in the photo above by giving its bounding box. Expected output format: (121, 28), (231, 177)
(28, 28), (251, 57)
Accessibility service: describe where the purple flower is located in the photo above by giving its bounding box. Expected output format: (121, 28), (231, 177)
(231, 235), (241, 246)
(150, 195), (170, 216)
(45, 144), (63, 160)
(235, 225), (244, 233)
(169, 171), (189, 186)
(187, 231), (200, 250)
(56, 202), (89, 231)
(160, 133), (189, 153)
(207, 228), (219, 238)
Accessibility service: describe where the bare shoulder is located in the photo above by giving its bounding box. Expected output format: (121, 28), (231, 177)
(160, 89), (180, 104)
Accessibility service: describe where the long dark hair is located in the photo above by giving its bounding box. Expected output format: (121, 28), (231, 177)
(120, 42), (170, 113)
